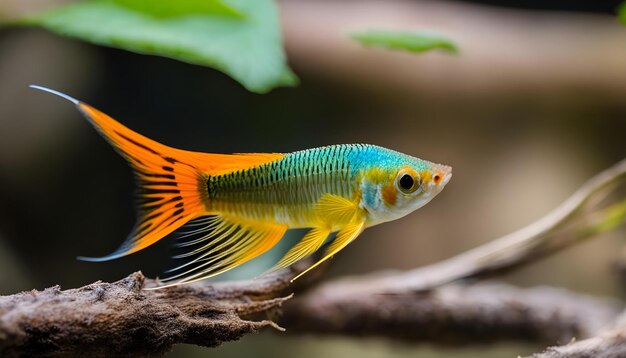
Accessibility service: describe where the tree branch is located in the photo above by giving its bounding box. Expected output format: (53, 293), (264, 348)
(280, 279), (621, 345)
(0, 268), (622, 356)
(0, 270), (299, 357)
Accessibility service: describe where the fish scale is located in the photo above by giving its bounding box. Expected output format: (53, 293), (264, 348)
(207, 144), (359, 227)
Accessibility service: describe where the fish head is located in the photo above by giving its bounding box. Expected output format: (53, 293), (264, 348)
(358, 149), (452, 225)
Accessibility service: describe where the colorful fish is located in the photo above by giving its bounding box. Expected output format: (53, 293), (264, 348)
(31, 85), (452, 288)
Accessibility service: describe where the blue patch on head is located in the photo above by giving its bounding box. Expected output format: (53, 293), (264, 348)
(348, 144), (430, 173)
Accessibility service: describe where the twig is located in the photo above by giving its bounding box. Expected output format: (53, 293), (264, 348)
(357, 159), (626, 293)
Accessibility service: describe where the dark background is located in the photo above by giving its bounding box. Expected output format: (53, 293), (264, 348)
(1, 0), (625, 356)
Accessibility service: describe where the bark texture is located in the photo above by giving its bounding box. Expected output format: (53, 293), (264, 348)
(0, 271), (294, 357)
(281, 279), (621, 345)
(0, 268), (623, 357)
(529, 330), (626, 358)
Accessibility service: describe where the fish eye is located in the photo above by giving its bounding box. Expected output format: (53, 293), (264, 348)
(399, 174), (414, 190)
(396, 168), (420, 194)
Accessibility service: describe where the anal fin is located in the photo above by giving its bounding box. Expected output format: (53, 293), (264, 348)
(291, 220), (366, 282)
(153, 216), (288, 289)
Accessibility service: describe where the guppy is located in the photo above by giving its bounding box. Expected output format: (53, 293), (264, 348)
(31, 85), (452, 288)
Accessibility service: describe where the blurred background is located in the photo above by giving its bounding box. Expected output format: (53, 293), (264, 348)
(0, 0), (625, 356)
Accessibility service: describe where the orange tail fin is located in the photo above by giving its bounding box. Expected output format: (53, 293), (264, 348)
(30, 85), (283, 261)
(77, 102), (210, 261)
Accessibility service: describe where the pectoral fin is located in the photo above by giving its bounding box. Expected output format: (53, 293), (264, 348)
(291, 220), (366, 282)
(315, 194), (359, 225)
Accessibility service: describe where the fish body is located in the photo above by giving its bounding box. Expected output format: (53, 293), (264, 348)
(208, 144), (450, 229)
(30, 85), (452, 287)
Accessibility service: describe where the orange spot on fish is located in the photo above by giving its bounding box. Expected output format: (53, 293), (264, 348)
(382, 183), (397, 206)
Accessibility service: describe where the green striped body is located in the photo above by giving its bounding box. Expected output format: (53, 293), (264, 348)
(207, 144), (361, 228)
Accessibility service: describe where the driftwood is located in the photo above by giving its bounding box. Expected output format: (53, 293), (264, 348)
(0, 270), (296, 357)
(281, 276), (621, 345)
(0, 268), (623, 357)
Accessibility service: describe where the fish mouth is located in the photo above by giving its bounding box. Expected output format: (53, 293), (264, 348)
(441, 169), (452, 186)
(424, 164), (451, 194)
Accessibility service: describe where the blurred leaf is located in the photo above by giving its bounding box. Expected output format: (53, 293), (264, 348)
(109, 0), (242, 18)
(581, 198), (626, 238)
(21, 0), (298, 93)
(351, 29), (458, 54)
(620, 2), (626, 24)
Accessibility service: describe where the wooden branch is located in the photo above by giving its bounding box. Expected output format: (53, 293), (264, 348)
(1, 267), (621, 356)
(0, 270), (298, 357)
(280, 279), (622, 345)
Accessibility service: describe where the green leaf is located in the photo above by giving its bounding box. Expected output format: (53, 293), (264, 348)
(619, 2), (626, 24)
(21, 0), (298, 93)
(580, 198), (626, 239)
(351, 29), (458, 54)
(109, 0), (243, 19)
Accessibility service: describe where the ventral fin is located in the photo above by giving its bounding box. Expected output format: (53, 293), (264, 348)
(291, 220), (366, 282)
(270, 226), (332, 272)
